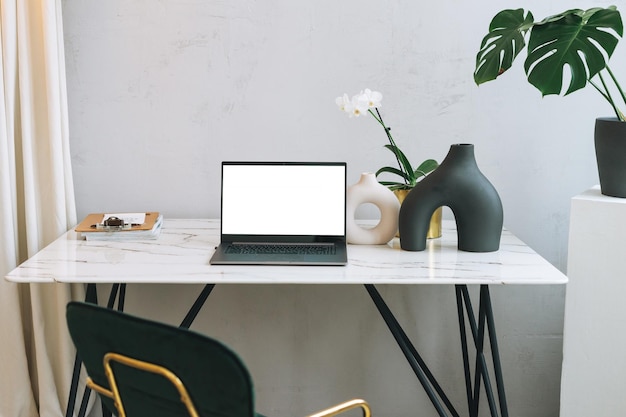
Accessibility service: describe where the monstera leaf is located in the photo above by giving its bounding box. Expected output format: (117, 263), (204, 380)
(474, 7), (623, 97)
(526, 8), (623, 96)
(474, 9), (534, 85)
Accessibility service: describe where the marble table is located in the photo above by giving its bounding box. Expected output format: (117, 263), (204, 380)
(5, 219), (567, 417)
(5, 219), (567, 285)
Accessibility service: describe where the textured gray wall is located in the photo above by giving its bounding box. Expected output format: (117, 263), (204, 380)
(62, 1), (621, 415)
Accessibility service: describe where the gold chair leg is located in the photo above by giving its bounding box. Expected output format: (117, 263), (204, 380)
(307, 399), (371, 417)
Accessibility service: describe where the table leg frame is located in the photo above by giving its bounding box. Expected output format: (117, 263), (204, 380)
(65, 283), (508, 417)
(365, 284), (460, 417)
(456, 285), (508, 417)
(366, 284), (509, 417)
(179, 284), (216, 328)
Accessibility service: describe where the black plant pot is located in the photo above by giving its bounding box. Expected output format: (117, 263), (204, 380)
(399, 144), (503, 252)
(595, 117), (626, 198)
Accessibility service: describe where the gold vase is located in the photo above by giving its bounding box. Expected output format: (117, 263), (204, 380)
(393, 189), (442, 239)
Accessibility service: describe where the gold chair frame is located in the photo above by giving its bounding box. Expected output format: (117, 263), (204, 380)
(87, 352), (371, 417)
(307, 399), (372, 417)
(87, 352), (200, 417)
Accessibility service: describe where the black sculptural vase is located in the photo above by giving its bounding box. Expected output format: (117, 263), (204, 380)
(399, 143), (503, 252)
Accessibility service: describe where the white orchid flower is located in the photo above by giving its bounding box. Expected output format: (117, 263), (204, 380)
(336, 94), (361, 117)
(336, 89), (382, 117)
(335, 94), (351, 112)
(348, 93), (369, 117)
(361, 89), (383, 108)
(334, 88), (435, 190)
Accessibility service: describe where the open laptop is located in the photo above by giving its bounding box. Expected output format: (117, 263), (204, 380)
(209, 162), (348, 265)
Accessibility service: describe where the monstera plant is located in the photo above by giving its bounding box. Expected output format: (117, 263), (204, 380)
(474, 6), (624, 120)
(475, 6), (626, 198)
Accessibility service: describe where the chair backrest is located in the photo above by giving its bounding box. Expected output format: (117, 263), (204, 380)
(66, 302), (256, 417)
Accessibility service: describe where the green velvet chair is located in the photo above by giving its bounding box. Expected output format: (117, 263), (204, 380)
(66, 302), (370, 417)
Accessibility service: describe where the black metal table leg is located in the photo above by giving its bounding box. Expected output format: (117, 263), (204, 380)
(365, 284), (460, 417)
(456, 285), (508, 417)
(481, 286), (508, 417)
(104, 283), (126, 310)
(456, 287), (474, 414)
(65, 284), (98, 417)
(366, 283), (509, 417)
(179, 284), (216, 329)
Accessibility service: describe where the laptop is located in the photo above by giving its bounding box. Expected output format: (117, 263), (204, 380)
(210, 162), (348, 265)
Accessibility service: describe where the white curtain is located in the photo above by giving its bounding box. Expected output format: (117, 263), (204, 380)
(1, 1), (85, 417)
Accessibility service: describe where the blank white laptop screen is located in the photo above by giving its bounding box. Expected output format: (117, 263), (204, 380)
(221, 163), (346, 236)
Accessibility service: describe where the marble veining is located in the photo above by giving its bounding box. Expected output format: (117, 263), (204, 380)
(5, 219), (568, 285)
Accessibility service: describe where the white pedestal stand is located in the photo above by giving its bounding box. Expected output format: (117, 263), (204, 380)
(560, 186), (626, 416)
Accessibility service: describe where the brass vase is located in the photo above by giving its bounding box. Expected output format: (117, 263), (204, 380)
(393, 189), (442, 239)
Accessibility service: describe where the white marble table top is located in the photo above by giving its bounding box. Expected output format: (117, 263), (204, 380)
(5, 219), (568, 285)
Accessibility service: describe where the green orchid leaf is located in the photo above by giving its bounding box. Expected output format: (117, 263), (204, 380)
(390, 185), (411, 191)
(383, 144), (414, 181)
(376, 166), (409, 182)
(474, 9), (535, 85)
(377, 181), (410, 191)
(414, 159), (438, 177)
(524, 7), (623, 96)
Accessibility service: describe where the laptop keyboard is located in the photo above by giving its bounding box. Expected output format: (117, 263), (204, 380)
(225, 243), (336, 255)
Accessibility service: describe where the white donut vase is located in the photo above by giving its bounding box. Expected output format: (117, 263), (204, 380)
(346, 173), (400, 244)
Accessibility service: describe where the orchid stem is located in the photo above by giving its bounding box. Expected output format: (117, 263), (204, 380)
(369, 108), (407, 184)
